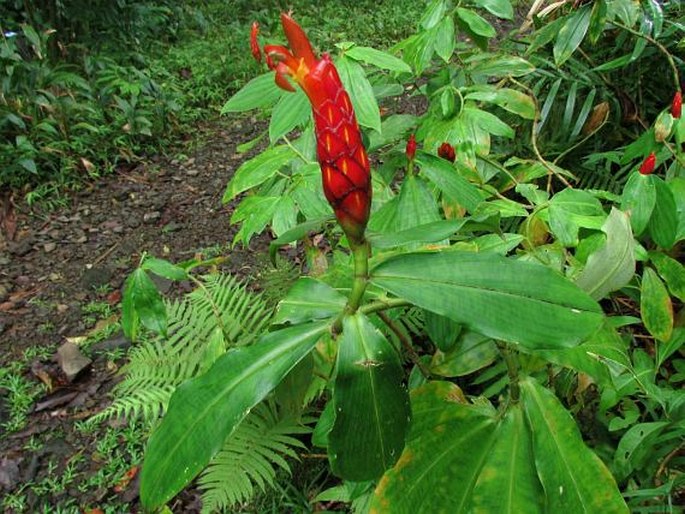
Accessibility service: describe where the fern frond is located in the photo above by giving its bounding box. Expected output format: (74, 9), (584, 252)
(198, 402), (313, 513)
(88, 273), (273, 426)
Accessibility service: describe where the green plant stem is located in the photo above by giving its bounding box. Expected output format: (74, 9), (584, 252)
(332, 239), (370, 333)
(282, 135), (314, 164)
(377, 310), (431, 379)
(359, 297), (411, 316)
(510, 77), (575, 191)
(496, 341), (520, 404)
(610, 21), (680, 91)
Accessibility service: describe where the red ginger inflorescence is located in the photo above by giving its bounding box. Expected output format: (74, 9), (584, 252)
(406, 134), (417, 161)
(672, 91), (682, 119)
(438, 142), (456, 163)
(251, 14), (371, 244)
(639, 152), (656, 175)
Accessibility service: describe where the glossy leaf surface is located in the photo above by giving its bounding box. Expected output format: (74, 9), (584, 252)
(140, 321), (328, 510)
(329, 314), (410, 480)
(521, 378), (629, 514)
(371, 251), (604, 349)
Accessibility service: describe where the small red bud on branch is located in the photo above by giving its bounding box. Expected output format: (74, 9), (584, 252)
(639, 152), (656, 175)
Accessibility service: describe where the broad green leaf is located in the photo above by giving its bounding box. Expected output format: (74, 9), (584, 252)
(369, 175), (441, 235)
(649, 252), (685, 302)
(466, 54), (535, 77)
(367, 219), (468, 249)
(588, 0), (608, 43)
(614, 422), (670, 481)
(140, 321), (328, 510)
(420, 0), (447, 29)
(274, 352), (314, 416)
(648, 176), (677, 249)
(268, 216), (333, 264)
(669, 177), (685, 241)
(465, 88), (535, 119)
(223, 146), (295, 202)
(424, 310), (462, 352)
(415, 152), (483, 213)
(620, 171), (656, 236)
(121, 272), (140, 341)
(472, 0), (514, 19)
(434, 17), (456, 62)
(269, 89), (310, 142)
(456, 8), (496, 38)
(345, 46), (412, 73)
(274, 277), (346, 325)
(575, 208), (635, 300)
(546, 188), (606, 246)
(221, 73), (282, 113)
(371, 382), (498, 513)
(369, 114), (417, 150)
(531, 322), (630, 385)
(553, 6), (592, 66)
(430, 330), (497, 377)
(271, 195), (298, 236)
(521, 378), (629, 514)
(337, 56), (381, 133)
(471, 404), (544, 514)
(230, 196), (280, 246)
(466, 106), (515, 138)
(402, 31), (435, 75)
(371, 251), (604, 350)
(124, 268), (166, 337)
(142, 257), (187, 281)
(329, 313), (410, 480)
(641, 267), (673, 342)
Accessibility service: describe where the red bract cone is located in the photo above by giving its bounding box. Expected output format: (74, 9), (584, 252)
(438, 142), (456, 162)
(257, 13), (371, 244)
(639, 152), (656, 175)
(406, 134), (417, 161)
(672, 91), (682, 119)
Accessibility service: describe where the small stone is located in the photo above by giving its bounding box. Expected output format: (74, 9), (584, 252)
(90, 332), (131, 354)
(56, 342), (92, 382)
(44, 242), (57, 253)
(0, 283), (9, 301)
(185, 168), (200, 177)
(0, 457), (21, 489)
(143, 211), (161, 223)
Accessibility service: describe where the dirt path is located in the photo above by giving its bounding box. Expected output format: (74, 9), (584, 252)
(0, 115), (268, 512)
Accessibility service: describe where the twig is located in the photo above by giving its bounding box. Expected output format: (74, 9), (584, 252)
(509, 77), (575, 191)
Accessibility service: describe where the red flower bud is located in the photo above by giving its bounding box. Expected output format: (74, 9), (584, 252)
(256, 14), (371, 244)
(639, 152), (656, 175)
(672, 91), (682, 119)
(438, 142), (456, 163)
(250, 22), (261, 62)
(405, 134), (417, 160)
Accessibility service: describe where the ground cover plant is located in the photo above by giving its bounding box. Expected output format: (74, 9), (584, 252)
(113, 1), (685, 512)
